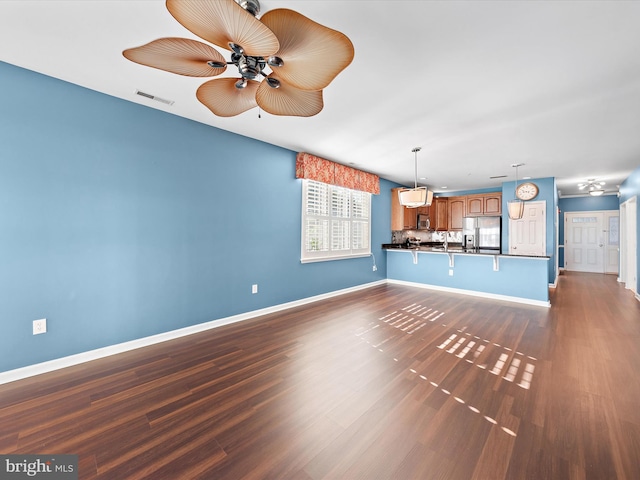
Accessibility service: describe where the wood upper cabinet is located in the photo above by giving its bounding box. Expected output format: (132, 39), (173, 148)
(465, 193), (502, 216)
(466, 196), (484, 216)
(391, 187), (418, 230)
(403, 206), (417, 230)
(483, 194), (502, 215)
(447, 197), (465, 231)
(391, 188), (404, 230)
(430, 197), (449, 231)
(391, 189), (500, 231)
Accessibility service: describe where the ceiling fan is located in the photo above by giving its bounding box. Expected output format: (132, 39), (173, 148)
(123, 0), (355, 117)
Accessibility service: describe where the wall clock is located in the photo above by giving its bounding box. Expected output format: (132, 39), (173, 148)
(515, 182), (539, 200)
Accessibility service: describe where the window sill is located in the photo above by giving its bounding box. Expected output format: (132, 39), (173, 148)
(301, 253), (372, 264)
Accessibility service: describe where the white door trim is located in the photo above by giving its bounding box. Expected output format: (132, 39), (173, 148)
(620, 197), (637, 294)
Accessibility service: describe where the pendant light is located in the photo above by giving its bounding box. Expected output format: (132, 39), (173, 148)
(507, 163), (525, 220)
(398, 147), (433, 208)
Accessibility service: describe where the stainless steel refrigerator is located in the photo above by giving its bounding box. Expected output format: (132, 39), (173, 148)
(463, 216), (501, 251)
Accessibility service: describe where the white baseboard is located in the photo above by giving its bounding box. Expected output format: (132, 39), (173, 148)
(0, 280), (386, 385)
(387, 279), (551, 308)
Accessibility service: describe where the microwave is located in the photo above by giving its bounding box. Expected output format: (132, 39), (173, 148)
(417, 214), (430, 230)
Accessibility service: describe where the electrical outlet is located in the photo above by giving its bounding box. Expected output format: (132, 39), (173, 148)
(372, 265), (377, 271)
(449, 269), (454, 276)
(33, 318), (47, 335)
(252, 284), (258, 294)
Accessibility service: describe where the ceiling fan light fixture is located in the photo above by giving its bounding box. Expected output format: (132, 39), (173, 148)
(268, 56), (284, 67)
(125, 0), (354, 117)
(237, 55), (264, 79)
(579, 179), (606, 196)
(207, 60), (227, 68)
(266, 77), (280, 88)
(237, 0), (260, 17)
(229, 43), (244, 55)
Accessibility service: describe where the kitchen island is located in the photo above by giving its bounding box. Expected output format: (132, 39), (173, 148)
(384, 245), (550, 306)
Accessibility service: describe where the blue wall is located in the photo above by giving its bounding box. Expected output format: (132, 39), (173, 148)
(387, 251), (549, 303)
(557, 195), (620, 267)
(619, 165), (640, 293)
(0, 61), (389, 373)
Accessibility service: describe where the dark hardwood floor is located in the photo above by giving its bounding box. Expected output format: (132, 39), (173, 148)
(1, 272), (640, 479)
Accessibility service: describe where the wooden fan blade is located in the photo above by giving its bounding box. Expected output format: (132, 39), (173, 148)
(166, 0), (279, 57)
(196, 78), (259, 117)
(123, 38), (227, 77)
(260, 9), (354, 91)
(256, 77), (323, 117)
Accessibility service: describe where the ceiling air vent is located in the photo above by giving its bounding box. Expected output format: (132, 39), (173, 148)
(489, 175), (507, 179)
(135, 90), (174, 106)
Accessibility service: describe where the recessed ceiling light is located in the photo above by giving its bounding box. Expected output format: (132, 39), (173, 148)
(441, 186), (448, 189)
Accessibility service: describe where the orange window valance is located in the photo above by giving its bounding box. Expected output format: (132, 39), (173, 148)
(295, 152), (380, 195)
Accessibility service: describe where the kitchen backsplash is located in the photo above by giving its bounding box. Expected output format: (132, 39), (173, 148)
(391, 230), (462, 244)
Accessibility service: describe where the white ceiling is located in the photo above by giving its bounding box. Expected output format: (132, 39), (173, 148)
(2, 0), (639, 197)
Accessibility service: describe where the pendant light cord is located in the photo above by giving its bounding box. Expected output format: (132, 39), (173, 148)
(512, 163), (524, 196)
(412, 147), (421, 188)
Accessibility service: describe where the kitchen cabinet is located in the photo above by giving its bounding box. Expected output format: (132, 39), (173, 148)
(484, 194), (502, 215)
(391, 188), (404, 230)
(391, 189), (500, 231)
(466, 196), (484, 216)
(447, 197), (465, 231)
(403, 207), (417, 229)
(430, 197), (449, 231)
(465, 193), (502, 216)
(391, 188), (418, 230)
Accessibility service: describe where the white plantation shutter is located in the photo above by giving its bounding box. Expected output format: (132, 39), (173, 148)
(331, 186), (351, 217)
(351, 190), (370, 253)
(306, 180), (329, 216)
(331, 220), (350, 251)
(302, 180), (371, 262)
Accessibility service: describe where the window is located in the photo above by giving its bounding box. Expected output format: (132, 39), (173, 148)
(301, 179), (371, 262)
(608, 216), (619, 246)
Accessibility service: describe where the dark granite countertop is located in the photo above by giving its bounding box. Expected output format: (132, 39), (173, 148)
(381, 243), (549, 259)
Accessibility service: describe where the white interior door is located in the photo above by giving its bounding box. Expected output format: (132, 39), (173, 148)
(509, 201), (546, 256)
(565, 212), (604, 273)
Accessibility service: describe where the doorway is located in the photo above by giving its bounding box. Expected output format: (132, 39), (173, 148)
(564, 211), (619, 274)
(509, 201), (546, 256)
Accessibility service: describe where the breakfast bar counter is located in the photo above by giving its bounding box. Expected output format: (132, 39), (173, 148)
(384, 245), (550, 306)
